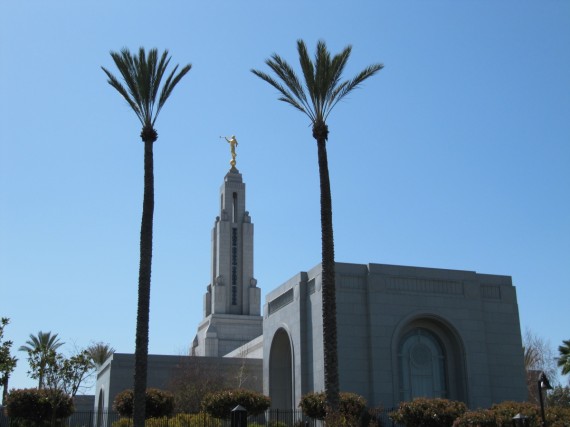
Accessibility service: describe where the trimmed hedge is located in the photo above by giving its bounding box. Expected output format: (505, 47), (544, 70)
(5, 388), (74, 422)
(201, 389), (270, 419)
(390, 398), (467, 427)
(299, 391), (367, 421)
(113, 388), (175, 418)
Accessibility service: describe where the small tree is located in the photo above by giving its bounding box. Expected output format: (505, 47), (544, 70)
(27, 348), (93, 398)
(18, 331), (63, 389)
(0, 317), (18, 405)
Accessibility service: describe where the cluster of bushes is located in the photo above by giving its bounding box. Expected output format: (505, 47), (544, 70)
(5, 388), (74, 426)
(112, 388), (270, 426)
(389, 398), (570, 427)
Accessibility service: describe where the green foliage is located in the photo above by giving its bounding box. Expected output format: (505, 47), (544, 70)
(171, 413), (222, 427)
(86, 342), (115, 367)
(5, 388), (74, 422)
(299, 391), (367, 421)
(452, 409), (497, 427)
(548, 386), (570, 408)
(201, 389), (270, 419)
(113, 388), (175, 418)
(299, 391), (327, 419)
(546, 406), (570, 427)
(112, 413), (221, 427)
(18, 331), (63, 390)
(0, 318), (18, 389)
(489, 401), (539, 426)
(558, 340), (570, 376)
(389, 398), (467, 427)
(111, 418), (133, 427)
(26, 348), (93, 398)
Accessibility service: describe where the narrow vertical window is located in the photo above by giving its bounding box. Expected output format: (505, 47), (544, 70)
(231, 227), (238, 305)
(232, 192), (238, 223)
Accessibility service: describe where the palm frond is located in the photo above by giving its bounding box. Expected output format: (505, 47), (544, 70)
(265, 54), (315, 121)
(325, 63), (383, 120)
(156, 63), (192, 126)
(251, 69), (309, 117)
(101, 67), (143, 123)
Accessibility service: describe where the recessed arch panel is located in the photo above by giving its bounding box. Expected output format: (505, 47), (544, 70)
(269, 328), (293, 409)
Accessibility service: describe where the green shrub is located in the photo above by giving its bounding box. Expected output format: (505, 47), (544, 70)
(113, 388), (175, 418)
(201, 389), (270, 419)
(389, 398), (467, 427)
(112, 413), (222, 427)
(452, 409), (497, 427)
(299, 391), (367, 421)
(548, 386), (570, 408)
(545, 406), (570, 427)
(170, 413), (222, 427)
(5, 388), (74, 423)
(489, 401), (539, 426)
(111, 419), (133, 427)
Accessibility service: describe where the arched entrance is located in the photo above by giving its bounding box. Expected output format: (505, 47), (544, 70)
(269, 328), (293, 409)
(395, 315), (467, 403)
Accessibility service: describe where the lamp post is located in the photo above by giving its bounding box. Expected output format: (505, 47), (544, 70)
(537, 371), (552, 427)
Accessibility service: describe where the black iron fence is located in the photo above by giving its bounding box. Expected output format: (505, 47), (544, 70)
(0, 408), (402, 427)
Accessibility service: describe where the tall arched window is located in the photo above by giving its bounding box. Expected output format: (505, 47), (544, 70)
(399, 328), (447, 401)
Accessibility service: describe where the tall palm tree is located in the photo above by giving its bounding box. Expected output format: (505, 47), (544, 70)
(18, 331), (63, 388)
(86, 342), (115, 368)
(102, 47), (191, 427)
(558, 339), (570, 376)
(252, 40), (382, 411)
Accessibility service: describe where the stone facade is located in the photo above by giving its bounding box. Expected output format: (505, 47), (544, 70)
(263, 262), (527, 409)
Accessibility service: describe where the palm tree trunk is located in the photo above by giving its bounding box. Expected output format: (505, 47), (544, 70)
(133, 136), (155, 427)
(314, 122), (340, 412)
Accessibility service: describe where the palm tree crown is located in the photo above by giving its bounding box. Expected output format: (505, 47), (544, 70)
(251, 39), (382, 136)
(102, 47), (191, 140)
(18, 331), (63, 354)
(86, 342), (115, 368)
(252, 39), (382, 412)
(558, 339), (570, 376)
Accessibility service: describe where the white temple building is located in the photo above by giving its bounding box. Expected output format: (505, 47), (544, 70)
(95, 163), (527, 416)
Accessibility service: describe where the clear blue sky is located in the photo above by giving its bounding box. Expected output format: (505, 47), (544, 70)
(1, 1), (569, 392)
